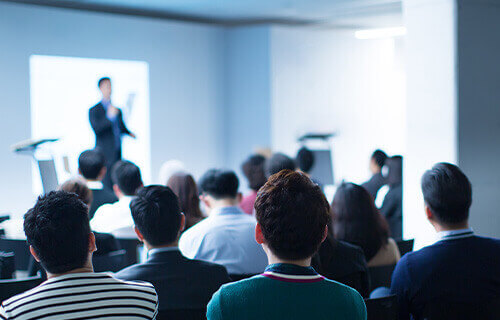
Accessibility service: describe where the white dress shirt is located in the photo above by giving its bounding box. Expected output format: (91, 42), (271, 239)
(179, 206), (268, 275)
(90, 196), (136, 238)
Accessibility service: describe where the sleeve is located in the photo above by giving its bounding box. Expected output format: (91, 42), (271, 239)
(350, 289), (368, 320)
(379, 191), (396, 218)
(390, 257), (412, 320)
(89, 106), (113, 135)
(117, 110), (131, 135)
(207, 288), (224, 320)
(0, 304), (9, 319)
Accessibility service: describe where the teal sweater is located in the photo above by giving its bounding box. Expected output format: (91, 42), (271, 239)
(207, 264), (367, 320)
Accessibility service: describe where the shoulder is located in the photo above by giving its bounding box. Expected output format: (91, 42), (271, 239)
(90, 103), (103, 112)
(189, 258), (229, 276)
(109, 275), (157, 295)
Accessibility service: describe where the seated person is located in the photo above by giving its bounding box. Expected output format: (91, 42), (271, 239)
(240, 154), (267, 215)
(91, 160), (143, 238)
(78, 149), (118, 219)
(391, 163), (500, 320)
(207, 170), (366, 320)
(0, 191), (158, 319)
(264, 153), (296, 177)
(179, 169), (268, 276)
(116, 185), (230, 313)
(167, 172), (205, 230)
(333, 183), (400, 267)
(362, 149), (387, 199)
(379, 156), (403, 239)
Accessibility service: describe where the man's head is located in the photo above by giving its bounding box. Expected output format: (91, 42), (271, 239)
(78, 149), (106, 181)
(296, 147), (315, 174)
(111, 160), (143, 197)
(98, 77), (111, 100)
(60, 178), (93, 207)
(24, 191), (96, 274)
(199, 169), (240, 209)
(370, 149), (388, 174)
(254, 170), (329, 262)
(422, 163), (472, 229)
(265, 153), (297, 177)
(130, 185), (184, 248)
(241, 154), (267, 192)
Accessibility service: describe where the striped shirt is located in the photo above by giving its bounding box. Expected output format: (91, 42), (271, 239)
(0, 272), (158, 320)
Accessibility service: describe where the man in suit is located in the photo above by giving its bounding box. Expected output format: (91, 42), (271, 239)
(89, 77), (135, 189)
(391, 163), (500, 320)
(78, 149), (118, 220)
(362, 149), (387, 199)
(115, 185), (230, 314)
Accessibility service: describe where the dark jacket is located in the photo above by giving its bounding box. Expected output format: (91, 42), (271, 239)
(362, 172), (386, 199)
(88, 187), (118, 220)
(380, 184), (403, 240)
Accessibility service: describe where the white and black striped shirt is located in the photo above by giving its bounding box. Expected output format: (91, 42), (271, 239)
(0, 272), (158, 320)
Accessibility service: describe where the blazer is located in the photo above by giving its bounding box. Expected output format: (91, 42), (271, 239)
(115, 248), (231, 311)
(88, 187), (118, 220)
(379, 184), (403, 240)
(362, 172), (386, 199)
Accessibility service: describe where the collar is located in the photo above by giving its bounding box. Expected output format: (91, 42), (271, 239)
(437, 228), (474, 241)
(86, 180), (104, 190)
(147, 246), (179, 258)
(262, 263), (324, 283)
(118, 196), (133, 204)
(211, 206), (245, 216)
(101, 99), (111, 108)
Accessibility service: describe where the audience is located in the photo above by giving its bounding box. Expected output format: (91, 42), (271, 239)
(240, 154), (267, 214)
(115, 185), (230, 314)
(264, 152), (296, 177)
(167, 172), (205, 230)
(333, 183), (400, 267)
(296, 147), (315, 175)
(362, 149), (388, 199)
(78, 149), (118, 219)
(391, 163), (500, 320)
(179, 169), (268, 276)
(0, 191), (158, 319)
(379, 155), (403, 239)
(91, 160), (143, 238)
(207, 170), (366, 320)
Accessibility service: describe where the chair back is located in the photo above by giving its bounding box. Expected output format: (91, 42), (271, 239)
(365, 295), (398, 320)
(368, 264), (396, 291)
(0, 252), (15, 279)
(156, 309), (206, 320)
(93, 250), (126, 272)
(116, 238), (141, 267)
(0, 238), (30, 271)
(0, 276), (43, 303)
(396, 239), (415, 256)
(423, 297), (500, 320)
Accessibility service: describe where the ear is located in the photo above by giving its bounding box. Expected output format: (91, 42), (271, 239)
(29, 246), (41, 263)
(321, 225), (328, 244)
(179, 213), (186, 233)
(236, 192), (243, 204)
(89, 232), (97, 253)
(78, 168), (82, 175)
(134, 226), (145, 243)
(200, 194), (211, 209)
(113, 185), (122, 197)
(255, 223), (265, 244)
(98, 167), (107, 180)
(425, 204), (434, 221)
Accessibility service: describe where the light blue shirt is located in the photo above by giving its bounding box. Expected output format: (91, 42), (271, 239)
(179, 206), (268, 275)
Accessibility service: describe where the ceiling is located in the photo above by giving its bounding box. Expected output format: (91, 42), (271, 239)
(5, 0), (402, 27)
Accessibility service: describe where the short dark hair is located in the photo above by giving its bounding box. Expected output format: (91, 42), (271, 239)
(255, 170), (329, 260)
(421, 163), (472, 224)
(130, 185), (182, 246)
(241, 154), (267, 191)
(371, 149), (388, 168)
(199, 169), (239, 199)
(24, 191), (91, 274)
(386, 155), (403, 187)
(98, 77), (110, 88)
(296, 147), (315, 173)
(265, 153), (297, 177)
(78, 149), (106, 180)
(111, 160), (143, 196)
(60, 178), (93, 207)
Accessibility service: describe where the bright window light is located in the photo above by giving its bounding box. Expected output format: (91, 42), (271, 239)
(355, 26), (407, 40)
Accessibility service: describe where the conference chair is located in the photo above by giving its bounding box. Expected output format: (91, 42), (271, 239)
(0, 252), (15, 279)
(423, 297), (500, 320)
(364, 295), (398, 320)
(0, 276), (43, 303)
(156, 309), (206, 320)
(0, 238), (30, 271)
(368, 264), (396, 292)
(117, 238), (141, 267)
(93, 249), (126, 272)
(396, 239), (415, 257)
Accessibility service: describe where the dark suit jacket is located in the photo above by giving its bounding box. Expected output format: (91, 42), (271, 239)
(380, 184), (403, 240)
(362, 172), (386, 199)
(115, 249), (230, 311)
(391, 235), (500, 320)
(312, 237), (370, 297)
(88, 187), (118, 220)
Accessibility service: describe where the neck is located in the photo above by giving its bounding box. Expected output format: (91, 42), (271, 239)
(210, 199), (239, 209)
(46, 265), (93, 280)
(144, 241), (178, 251)
(263, 245), (311, 267)
(434, 221), (469, 232)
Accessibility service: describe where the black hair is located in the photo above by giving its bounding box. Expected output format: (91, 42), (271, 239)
(98, 77), (111, 88)
(78, 149), (106, 180)
(371, 149), (388, 169)
(130, 185), (182, 246)
(421, 162), (472, 224)
(296, 147), (315, 173)
(386, 155), (403, 187)
(265, 153), (297, 177)
(23, 191), (91, 274)
(255, 170), (329, 260)
(241, 154), (267, 191)
(111, 160), (143, 196)
(199, 169), (239, 199)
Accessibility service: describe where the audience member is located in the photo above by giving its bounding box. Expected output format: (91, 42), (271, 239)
(362, 149), (388, 199)
(91, 160), (143, 238)
(333, 183), (400, 267)
(0, 191), (158, 319)
(296, 147), (315, 175)
(167, 172), (205, 230)
(179, 169), (267, 275)
(207, 170), (366, 320)
(391, 163), (500, 320)
(116, 185), (230, 314)
(264, 152), (296, 177)
(379, 155), (403, 239)
(78, 149), (118, 219)
(240, 154), (267, 214)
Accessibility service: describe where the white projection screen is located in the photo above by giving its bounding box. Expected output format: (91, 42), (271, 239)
(30, 55), (151, 192)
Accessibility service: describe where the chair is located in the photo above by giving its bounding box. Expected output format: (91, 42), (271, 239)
(396, 239), (415, 256)
(423, 297), (500, 320)
(365, 295), (398, 320)
(93, 250), (126, 272)
(0, 252), (15, 279)
(0, 238), (30, 271)
(117, 238), (141, 267)
(156, 309), (206, 320)
(368, 264), (396, 291)
(229, 274), (258, 282)
(0, 276), (43, 303)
